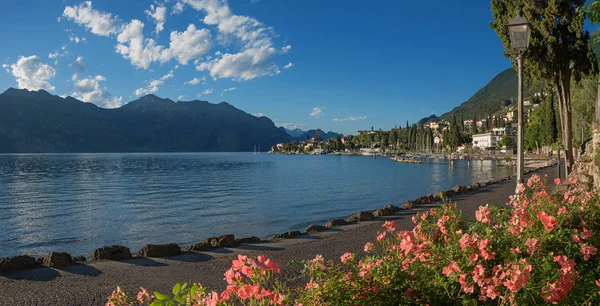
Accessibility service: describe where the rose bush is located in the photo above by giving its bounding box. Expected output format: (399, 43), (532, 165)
(296, 174), (600, 305)
(106, 254), (286, 306)
(107, 174), (600, 305)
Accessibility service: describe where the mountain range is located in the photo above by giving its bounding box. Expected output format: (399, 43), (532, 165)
(284, 128), (343, 140)
(0, 88), (292, 153)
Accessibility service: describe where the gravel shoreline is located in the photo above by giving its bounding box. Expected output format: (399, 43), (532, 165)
(0, 167), (557, 306)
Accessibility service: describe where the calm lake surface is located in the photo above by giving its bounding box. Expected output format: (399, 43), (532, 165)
(0, 153), (516, 257)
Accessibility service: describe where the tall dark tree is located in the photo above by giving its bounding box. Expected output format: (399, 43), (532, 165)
(541, 90), (558, 146)
(491, 0), (597, 173)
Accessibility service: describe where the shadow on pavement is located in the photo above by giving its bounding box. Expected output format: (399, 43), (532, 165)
(167, 252), (214, 263)
(61, 263), (102, 277)
(120, 257), (169, 267)
(0, 266), (60, 281)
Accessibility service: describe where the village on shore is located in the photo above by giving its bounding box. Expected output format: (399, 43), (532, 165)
(270, 97), (557, 164)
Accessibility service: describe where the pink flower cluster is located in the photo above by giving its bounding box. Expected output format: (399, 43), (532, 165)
(542, 256), (576, 304)
(475, 204), (491, 223)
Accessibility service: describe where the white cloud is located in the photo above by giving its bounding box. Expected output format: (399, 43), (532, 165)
(310, 106), (324, 118)
(254, 113), (266, 117)
(332, 116), (367, 122)
(145, 5), (167, 35)
(284, 62), (293, 69)
(48, 45), (68, 65)
(8, 55), (56, 91)
(134, 70), (174, 96)
(63, 0), (290, 78)
(71, 75), (123, 108)
(277, 122), (303, 130)
(69, 35), (87, 43)
(69, 56), (86, 80)
(197, 45), (281, 81)
(185, 0), (290, 81)
(203, 88), (214, 95)
(62, 1), (122, 36)
(172, 2), (185, 15)
(185, 76), (206, 85)
(163, 24), (212, 65)
(2, 64), (9, 73)
(220, 87), (235, 96)
(115, 19), (167, 70)
(177, 94), (186, 100)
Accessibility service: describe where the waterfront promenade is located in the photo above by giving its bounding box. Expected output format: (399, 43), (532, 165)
(0, 168), (556, 306)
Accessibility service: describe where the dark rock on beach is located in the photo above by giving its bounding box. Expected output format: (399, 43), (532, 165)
(135, 243), (181, 258)
(205, 234), (238, 248)
(270, 231), (303, 240)
(324, 219), (350, 228)
(373, 204), (396, 217)
(236, 236), (262, 244)
(43, 252), (72, 269)
(73, 256), (87, 262)
(304, 225), (327, 233)
(182, 242), (212, 252)
(346, 211), (375, 223)
(91, 245), (132, 261)
(400, 201), (414, 210)
(0, 255), (37, 273)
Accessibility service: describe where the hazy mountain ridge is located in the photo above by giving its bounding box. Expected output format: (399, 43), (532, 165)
(0, 88), (292, 153)
(284, 128), (343, 140)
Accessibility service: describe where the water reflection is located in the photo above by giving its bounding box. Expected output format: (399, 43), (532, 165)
(0, 153), (515, 257)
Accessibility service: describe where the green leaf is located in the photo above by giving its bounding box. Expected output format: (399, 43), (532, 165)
(173, 283), (182, 295)
(149, 301), (163, 306)
(154, 292), (169, 301)
(181, 283), (187, 291)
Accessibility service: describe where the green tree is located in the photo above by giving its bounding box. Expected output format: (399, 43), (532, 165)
(570, 76), (597, 147)
(491, 0), (597, 173)
(444, 115), (461, 151)
(389, 129), (397, 150)
(541, 89), (558, 147)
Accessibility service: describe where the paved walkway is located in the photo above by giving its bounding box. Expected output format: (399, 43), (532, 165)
(0, 168), (556, 305)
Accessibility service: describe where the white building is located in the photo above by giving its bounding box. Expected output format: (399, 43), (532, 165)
(472, 128), (515, 149)
(472, 133), (495, 148)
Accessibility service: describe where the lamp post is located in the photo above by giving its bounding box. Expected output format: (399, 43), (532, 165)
(508, 11), (531, 196)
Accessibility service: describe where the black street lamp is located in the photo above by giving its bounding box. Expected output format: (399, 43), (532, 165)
(508, 11), (531, 196)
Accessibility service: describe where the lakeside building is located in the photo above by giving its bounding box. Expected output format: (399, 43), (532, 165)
(429, 121), (449, 131)
(472, 132), (496, 148)
(472, 127), (516, 149)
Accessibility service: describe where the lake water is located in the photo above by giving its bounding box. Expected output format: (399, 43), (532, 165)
(0, 153), (515, 258)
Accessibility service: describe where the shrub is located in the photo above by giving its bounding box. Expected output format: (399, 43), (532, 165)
(295, 174), (600, 305)
(106, 254), (286, 306)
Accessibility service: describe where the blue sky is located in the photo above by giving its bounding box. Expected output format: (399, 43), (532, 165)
(0, 0), (538, 135)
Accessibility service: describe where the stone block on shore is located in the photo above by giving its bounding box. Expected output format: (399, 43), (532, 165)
(43, 252), (72, 269)
(91, 245), (132, 261)
(236, 236), (262, 244)
(205, 234), (238, 248)
(135, 243), (181, 258)
(346, 211), (375, 223)
(400, 201), (414, 210)
(324, 219), (349, 228)
(182, 242), (212, 252)
(0, 255), (37, 273)
(452, 185), (468, 194)
(270, 231), (304, 240)
(73, 256), (86, 262)
(304, 225), (327, 233)
(374, 205), (396, 217)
